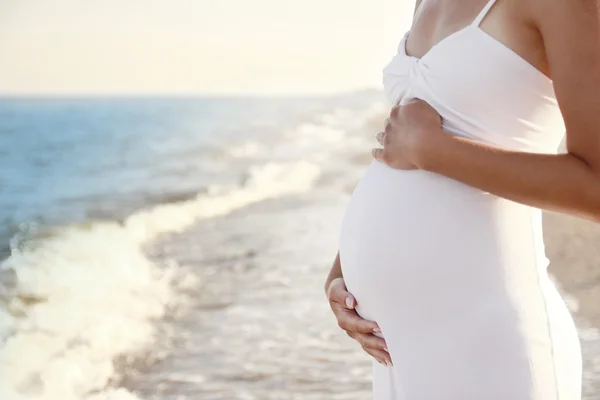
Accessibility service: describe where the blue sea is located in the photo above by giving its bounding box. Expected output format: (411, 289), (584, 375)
(0, 93), (379, 252)
(0, 91), (389, 400)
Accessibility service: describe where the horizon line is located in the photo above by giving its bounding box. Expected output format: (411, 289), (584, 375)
(0, 87), (383, 100)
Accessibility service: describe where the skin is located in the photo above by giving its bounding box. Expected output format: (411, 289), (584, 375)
(325, 253), (391, 365)
(325, 0), (600, 365)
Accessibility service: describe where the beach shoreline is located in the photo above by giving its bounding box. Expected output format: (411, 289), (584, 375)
(121, 188), (600, 399)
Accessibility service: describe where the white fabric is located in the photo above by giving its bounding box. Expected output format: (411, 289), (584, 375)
(338, 0), (582, 398)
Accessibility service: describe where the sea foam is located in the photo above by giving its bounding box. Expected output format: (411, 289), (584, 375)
(0, 160), (320, 400)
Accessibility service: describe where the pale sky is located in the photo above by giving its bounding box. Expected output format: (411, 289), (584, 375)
(0, 0), (414, 96)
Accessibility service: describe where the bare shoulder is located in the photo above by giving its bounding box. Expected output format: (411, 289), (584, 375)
(528, 0), (600, 166)
(527, 0), (599, 67)
(529, 0), (599, 25)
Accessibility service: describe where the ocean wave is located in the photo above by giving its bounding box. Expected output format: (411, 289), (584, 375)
(0, 160), (321, 400)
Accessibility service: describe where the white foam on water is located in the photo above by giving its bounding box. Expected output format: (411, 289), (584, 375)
(225, 100), (388, 165)
(0, 94), (387, 400)
(228, 142), (264, 158)
(0, 160), (321, 400)
(125, 161), (321, 243)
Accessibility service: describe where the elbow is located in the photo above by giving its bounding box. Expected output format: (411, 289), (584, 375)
(565, 151), (600, 223)
(579, 178), (600, 223)
(591, 201), (600, 224)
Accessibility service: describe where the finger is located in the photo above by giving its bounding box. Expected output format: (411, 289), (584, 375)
(383, 128), (393, 148)
(350, 331), (389, 353)
(336, 308), (380, 333)
(375, 131), (385, 146)
(344, 310), (382, 334)
(390, 104), (401, 119)
(346, 331), (391, 365)
(327, 278), (355, 309)
(372, 148), (384, 162)
(363, 346), (393, 366)
(385, 119), (393, 135)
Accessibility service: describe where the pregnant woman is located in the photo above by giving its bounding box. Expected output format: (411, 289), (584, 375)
(325, 0), (600, 398)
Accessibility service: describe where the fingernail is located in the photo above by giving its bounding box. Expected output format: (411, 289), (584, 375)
(345, 297), (353, 308)
(383, 347), (389, 353)
(373, 328), (381, 333)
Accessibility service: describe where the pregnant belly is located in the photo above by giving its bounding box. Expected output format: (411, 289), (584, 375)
(339, 160), (546, 333)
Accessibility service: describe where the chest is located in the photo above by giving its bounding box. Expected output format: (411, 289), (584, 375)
(406, 0), (547, 77)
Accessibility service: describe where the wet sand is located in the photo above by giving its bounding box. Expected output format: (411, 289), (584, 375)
(544, 211), (600, 398)
(544, 211), (600, 327)
(131, 192), (374, 399)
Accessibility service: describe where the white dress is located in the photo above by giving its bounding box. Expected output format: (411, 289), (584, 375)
(338, 0), (583, 398)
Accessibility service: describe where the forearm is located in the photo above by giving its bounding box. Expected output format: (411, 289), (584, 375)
(324, 251), (342, 294)
(420, 133), (600, 222)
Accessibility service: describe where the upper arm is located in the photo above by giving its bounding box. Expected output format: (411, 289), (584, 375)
(533, 0), (600, 170)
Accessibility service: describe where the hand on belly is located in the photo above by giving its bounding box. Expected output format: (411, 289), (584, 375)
(326, 277), (392, 366)
(372, 99), (443, 170)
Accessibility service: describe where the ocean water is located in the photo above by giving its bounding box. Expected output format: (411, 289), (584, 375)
(0, 92), (387, 400)
(0, 95), (372, 250)
(1, 92), (599, 400)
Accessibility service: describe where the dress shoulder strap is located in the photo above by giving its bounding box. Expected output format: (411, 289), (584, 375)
(472, 0), (499, 26)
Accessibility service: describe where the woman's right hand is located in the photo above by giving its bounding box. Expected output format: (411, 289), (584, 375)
(326, 277), (392, 366)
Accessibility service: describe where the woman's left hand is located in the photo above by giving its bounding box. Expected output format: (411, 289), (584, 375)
(373, 99), (443, 170)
